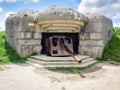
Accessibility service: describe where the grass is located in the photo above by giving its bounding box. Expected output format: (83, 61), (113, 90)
(50, 76), (61, 83)
(0, 31), (26, 64)
(100, 27), (120, 62)
(46, 61), (98, 71)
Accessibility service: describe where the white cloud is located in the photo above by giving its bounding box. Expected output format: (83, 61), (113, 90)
(113, 13), (120, 19)
(31, 0), (39, 3)
(0, 7), (3, 12)
(113, 23), (120, 27)
(5, 11), (16, 17)
(0, 21), (5, 31)
(0, 0), (16, 3)
(0, 0), (39, 3)
(0, 0), (3, 3)
(78, 0), (120, 27)
(5, 0), (16, 2)
(78, 0), (120, 14)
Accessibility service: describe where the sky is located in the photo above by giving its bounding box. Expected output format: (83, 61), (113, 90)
(0, 0), (120, 31)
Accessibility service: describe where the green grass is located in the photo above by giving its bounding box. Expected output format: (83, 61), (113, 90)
(0, 31), (26, 64)
(100, 27), (120, 62)
(46, 61), (98, 71)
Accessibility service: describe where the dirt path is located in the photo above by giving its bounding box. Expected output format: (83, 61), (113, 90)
(0, 63), (120, 90)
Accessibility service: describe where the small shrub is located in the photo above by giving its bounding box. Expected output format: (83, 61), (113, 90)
(101, 28), (120, 62)
(0, 31), (25, 64)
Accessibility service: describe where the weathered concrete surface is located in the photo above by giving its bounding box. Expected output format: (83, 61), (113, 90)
(5, 11), (41, 57)
(6, 8), (87, 57)
(27, 55), (97, 67)
(5, 8), (113, 58)
(0, 63), (120, 90)
(79, 13), (113, 57)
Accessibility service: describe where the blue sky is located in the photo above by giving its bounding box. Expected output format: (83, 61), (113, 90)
(0, 0), (120, 31)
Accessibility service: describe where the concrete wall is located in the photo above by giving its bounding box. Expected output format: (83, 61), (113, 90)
(79, 13), (113, 58)
(6, 11), (42, 57)
(6, 8), (113, 58)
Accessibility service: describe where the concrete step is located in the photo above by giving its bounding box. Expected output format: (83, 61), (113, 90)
(26, 59), (97, 68)
(27, 55), (98, 67)
(43, 60), (97, 67)
(30, 55), (90, 62)
(27, 57), (94, 65)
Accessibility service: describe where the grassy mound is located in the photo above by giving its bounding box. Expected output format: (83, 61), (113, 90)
(101, 27), (120, 62)
(0, 31), (25, 64)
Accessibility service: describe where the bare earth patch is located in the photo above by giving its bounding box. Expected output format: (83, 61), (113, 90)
(0, 63), (120, 90)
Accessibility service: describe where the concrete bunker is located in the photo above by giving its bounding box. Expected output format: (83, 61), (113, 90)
(5, 7), (113, 58)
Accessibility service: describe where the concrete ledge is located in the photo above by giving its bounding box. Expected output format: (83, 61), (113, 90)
(30, 55), (90, 61)
(27, 55), (98, 67)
